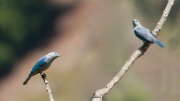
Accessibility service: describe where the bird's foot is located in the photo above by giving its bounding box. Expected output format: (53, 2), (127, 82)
(40, 72), (46, 78)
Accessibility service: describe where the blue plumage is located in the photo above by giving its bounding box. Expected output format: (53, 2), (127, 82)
(23, 52), (60, 85)
(31, 56), (46, 73)
(132, 19), (165, 48)
(153, 38), (165, 48)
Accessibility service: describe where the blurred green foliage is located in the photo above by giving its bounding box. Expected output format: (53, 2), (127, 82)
(0, 0), (76, 77)
(134, 0), (180, 21)
(104, 74), (151, 101)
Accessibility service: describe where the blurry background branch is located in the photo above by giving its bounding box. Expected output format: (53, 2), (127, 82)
(92, 0), (174, 101)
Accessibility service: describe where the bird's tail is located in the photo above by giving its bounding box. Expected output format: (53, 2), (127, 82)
(154, 38), (165, 48)
(23, 76), (31, 85)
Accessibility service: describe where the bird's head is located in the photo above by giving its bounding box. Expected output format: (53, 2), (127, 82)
(132, 19), (141, 28)
(47, 52), (60, 60)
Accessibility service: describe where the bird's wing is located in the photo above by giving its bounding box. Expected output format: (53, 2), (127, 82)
(31, 56), (46, 73)
(134, 27), (153, 42)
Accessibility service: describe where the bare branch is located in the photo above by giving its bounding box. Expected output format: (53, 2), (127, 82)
(92, 0), (174, 101)
(152, 0), (174, 36)
(41, 73), (55, 101)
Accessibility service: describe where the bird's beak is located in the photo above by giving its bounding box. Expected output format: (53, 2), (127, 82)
(57, 54), (61, 57)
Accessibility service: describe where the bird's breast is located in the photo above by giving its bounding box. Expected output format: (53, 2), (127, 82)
(38, 63), (51, 71)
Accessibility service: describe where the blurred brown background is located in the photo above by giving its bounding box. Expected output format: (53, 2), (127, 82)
(0, 0), (180, 101)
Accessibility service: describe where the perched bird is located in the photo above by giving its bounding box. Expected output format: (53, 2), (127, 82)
(23, 52), (60, 85)
(132, 19), (165, 48)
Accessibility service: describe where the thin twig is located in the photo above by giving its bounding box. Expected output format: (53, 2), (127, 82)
(41, 72), (55, 101)
(92, 0), (174, 101)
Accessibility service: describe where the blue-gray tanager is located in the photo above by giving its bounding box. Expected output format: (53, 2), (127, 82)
(23, 52), (60, 85)
(132, 19), (165, 48)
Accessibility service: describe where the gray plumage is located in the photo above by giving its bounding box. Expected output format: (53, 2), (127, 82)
(132, 19), (165, 48)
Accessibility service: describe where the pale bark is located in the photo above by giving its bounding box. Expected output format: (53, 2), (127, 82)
(41, 72), (54, 101)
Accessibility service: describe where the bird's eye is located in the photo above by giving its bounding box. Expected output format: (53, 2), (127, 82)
(55, 52), (58, 55)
